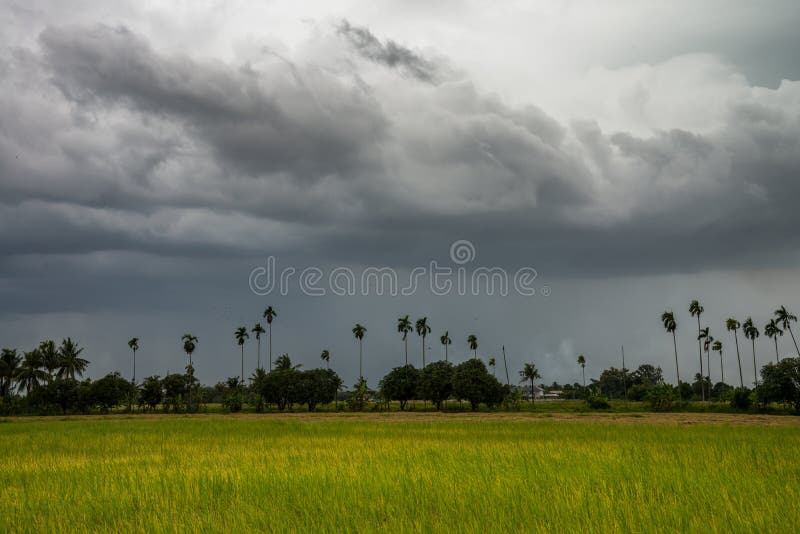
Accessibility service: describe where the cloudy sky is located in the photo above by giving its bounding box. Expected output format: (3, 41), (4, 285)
(2, 0), (800, 388)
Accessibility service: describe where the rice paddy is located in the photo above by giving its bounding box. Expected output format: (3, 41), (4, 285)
(1, 413), (798, 532)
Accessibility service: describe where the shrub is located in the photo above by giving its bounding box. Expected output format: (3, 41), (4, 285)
(647, 384), (676, 411)
(585, 388), (610, 410)
(730, 387), (753, 410)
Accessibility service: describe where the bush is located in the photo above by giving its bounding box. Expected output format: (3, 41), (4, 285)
(647, 384), (676, 411)
(585, 388), (610, 410)
(730, 387), (753, 410)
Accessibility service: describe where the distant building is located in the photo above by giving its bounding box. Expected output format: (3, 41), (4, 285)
(521, 384), (545, 400)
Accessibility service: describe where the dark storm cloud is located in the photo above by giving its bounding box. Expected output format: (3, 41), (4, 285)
(336, 19), (443, 83)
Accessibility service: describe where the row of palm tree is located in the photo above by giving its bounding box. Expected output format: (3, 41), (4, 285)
(662, 302), (799, 398)
(0, 339), (89, 395)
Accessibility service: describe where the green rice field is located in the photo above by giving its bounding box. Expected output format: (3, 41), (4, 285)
(1, 413), (798, 532)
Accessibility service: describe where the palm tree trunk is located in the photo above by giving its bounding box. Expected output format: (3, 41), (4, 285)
(404, 339), (408, 365)
(582, 366), (586, 388)
(788, 325), (800, 356)
(359, 339), (363, 379)
(774, 338), (780, 363)
(734, 330), (743, 387)
(422, 337), (426, 368)
(706, 349), (711, 390)
(752, 339), (758, 387)
(268, 324), (273, 371)
(241, 345), (244, 384)
(672, 331), (680, 387)
(445, 344), (448, 362)
(530, 378), (535, 404)
(697, 316), (704, 401)
(719, 351), (724, 385)
(133, 349), (136, 384)
(257, 338), (261, 370)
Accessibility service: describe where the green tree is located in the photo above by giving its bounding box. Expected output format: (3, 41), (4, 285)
(251, 323), (266, 370)
(774, 305), (800, 356)
(577, 354), (587, 387)
(440, 331), (452, 362)
(139, 376), (163, 412)
(764, 319), (784, 363)
(181, 334), (198, 410)
(352, 323), (367, 379)
(757, 358), (800, 411)
(0, 348), (21, 398)
(127, 338), (139, 384)
(698, 328), (713, 387)
(416, 317), (431, 368)
(689, 300), (705, 401)
(454, 358), (506, 410)
(263, 306), (278, 370)
(57, 338), (89, 380)
(90, 372), (135, 413)
(467, 334), (478, 359)
(16, 349), (47, 395)
(418, 361), (454, 410)
(743, 317), (760, 387)
(661, 311), (680, 387)
(726, 318), (744, 388)
(38, 340), (59, 382)
(488, 357), (496, 377)
(519, 362), (541, 404)
(397, 315), (412, 365)
(379, 365), (419, 410)
(320, 349), (330, 369)
(297, 368), (342, 411)
(234, 326), (249, 384)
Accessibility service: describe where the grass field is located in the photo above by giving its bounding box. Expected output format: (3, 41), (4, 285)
(2, 413), (799, 533)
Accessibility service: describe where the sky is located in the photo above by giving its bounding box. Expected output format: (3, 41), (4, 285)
(2, 0), (800, 388)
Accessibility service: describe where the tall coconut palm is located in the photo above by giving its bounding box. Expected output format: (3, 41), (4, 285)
(661, 311), (680, 387)
(440, 331), (452, 362)
(416, 317), (431, 368)
(689, 300), (705, 401)
(467, 335), (478, 359)
(488, 357), (496, 377)
(519, 362), (541, 404)
(0, 348), (22, 398)
(726, 318), (744, 388)
(712, 340), (724, 385)
(16, 349), (47, 395)
(251, 323), (266, 370)
(235, 327), (249, 384)
(577, 354), (587, 387)
(320, 349), (330, 369)
(774, 306), (799, 356)
(263, 306), (277, 370)
(128, 338), (139, 383)
(352, 324), (367, 379)
(764, 319), (783, 363)
(57, 338), (88, 380)
(742, 317), (759, 387)
(703, 333), (714, 387)
(38, 340), (59, 382)
(397, 315), (412, 364)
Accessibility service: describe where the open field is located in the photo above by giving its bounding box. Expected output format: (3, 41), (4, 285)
(2, 413), (799, 532)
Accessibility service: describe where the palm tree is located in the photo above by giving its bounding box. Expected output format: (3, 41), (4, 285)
(577, 354), (587, 387)
(0, 348), (22, 398)
(699, 328), (713, 387)
(38, 340), (59, 382)
(16, 349), (47, 395)
(252, 323), (266, 369)
(440, 331), (452, 362)
(467, 335), (478, 359)
(320, 349), (330, 369)
(661, 311), (680, 387)
(397, 315), (412, 364)
(352, 324), (367, 379)
(774, 306), (799, 356)
(182, 334), (198, 409)
(263, 306), (277, 370)
(488, 357), (496, 377)
(519, 362), (541, 404)
(726, 318), (744, 388)
(416, 317), (431, 368)
(712, 340), (724, 385)
(128, 338), (139, 383)
(764, 319), (783, 363)
(235, 327), (249, 384)
(742, 317), (760, 387)
(57, 338), (89, 380)
(689, 300), (705, 401)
